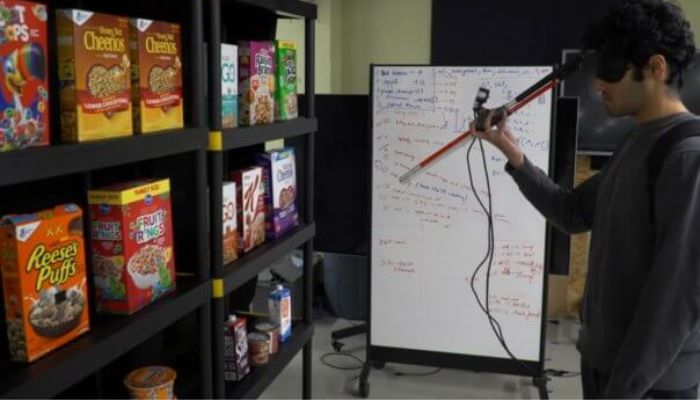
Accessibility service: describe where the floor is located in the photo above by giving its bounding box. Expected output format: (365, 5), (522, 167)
(261, 317), (583, 399)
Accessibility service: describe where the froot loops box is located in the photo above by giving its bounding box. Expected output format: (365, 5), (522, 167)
(88, 179), (176, 315)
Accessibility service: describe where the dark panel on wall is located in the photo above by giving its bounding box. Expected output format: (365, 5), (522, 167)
(431, 0), (622, 66)
(549, 97), (579, 275)
(314, 95), (370, 255)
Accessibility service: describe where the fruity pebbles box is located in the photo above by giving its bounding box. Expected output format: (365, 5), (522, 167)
(130, 18), (183, 133)
(88, 179), (176, 315)
(57, 9), (132, 142)
(0, 1), (49, 151)
(238, 41), (275, 126)
(0, 204), (90, 363)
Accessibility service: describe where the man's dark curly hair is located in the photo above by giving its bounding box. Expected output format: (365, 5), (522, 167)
(582, 0), (696, 89)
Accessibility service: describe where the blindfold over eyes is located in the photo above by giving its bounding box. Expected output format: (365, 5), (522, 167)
(595, 51), (631, 83)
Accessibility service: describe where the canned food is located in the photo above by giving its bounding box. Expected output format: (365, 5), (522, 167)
(255, 322), (280, 354)
(247, 332), (270, 366)
(124, 366), (177, 400)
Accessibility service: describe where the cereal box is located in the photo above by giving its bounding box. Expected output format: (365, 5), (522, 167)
(238, 41), (275, 126)
(0, 204), (90, 363)
(130, 18), (183, 133)
(256, 148), (298, 238)
(231, 167), (265, 253)
(56, 9), (132, 142)
(88, 179), (176, 315)
(222, 181), (238, 265)
(221, 44), (238, 129)
(0, 1), (49, 152)
(275, 40), (297, 121)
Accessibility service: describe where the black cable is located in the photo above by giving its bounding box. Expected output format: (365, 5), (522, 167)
(321, 351), (365, 371)
(321, 348), (441, 377)
(394, 368), (442, 377)
(544, 368), (581, 378)
(465, 128), (537, 376)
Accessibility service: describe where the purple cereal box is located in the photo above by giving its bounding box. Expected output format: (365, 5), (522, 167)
(256, 148), (299, 239)
(238, 41), (275, 126)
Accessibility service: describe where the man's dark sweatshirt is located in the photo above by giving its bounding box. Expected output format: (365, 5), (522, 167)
(506, 113), (700, 398)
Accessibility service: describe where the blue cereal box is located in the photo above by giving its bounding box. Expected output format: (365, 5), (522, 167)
(256, 148), (299, 239)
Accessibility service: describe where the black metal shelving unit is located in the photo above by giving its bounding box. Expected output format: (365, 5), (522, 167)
(206, 0), (317, 398)
(0, 0), (212, 398)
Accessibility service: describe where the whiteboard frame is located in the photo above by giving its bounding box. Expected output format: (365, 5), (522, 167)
(366, 64), (557, 378)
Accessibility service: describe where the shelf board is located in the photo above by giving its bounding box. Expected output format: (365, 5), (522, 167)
(231, 0), (317, 18)
(0, 278), (211, 399)
(222, 118), (317, 150)
(223, 223), (315, 294)
(0, 127), (208, 187)
(226, 323), (313, 399)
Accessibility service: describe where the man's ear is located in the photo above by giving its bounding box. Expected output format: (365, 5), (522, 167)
(647, 54), (668, 81)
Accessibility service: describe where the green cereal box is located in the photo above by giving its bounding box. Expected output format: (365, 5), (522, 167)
(221, 44), (237, 129)
(275, 40), (297, 121)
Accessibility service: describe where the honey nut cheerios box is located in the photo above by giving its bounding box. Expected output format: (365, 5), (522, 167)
(56, 9), (133, 142)
(0, 204), (90, 363)
(88, 179), (176, 315)
(238, 41), (275, 126)
(0, 0), (50, 152)
(130, 18), (184, 133)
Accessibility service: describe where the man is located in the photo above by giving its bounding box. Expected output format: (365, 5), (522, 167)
(471, 0), (700, 398)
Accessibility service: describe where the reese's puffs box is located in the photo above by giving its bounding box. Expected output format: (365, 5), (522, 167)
(0, 204), (90, 363)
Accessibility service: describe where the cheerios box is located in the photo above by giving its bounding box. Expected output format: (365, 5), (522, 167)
(88, 179), (176, 315)
(238, 41), (275, 126)
(0, 0), (50, 152)
(0, 204), (90, 363)
(130, 18), (183, 133)
(56, 9), (132, 142)
(231, 167), (265, 253)
(275, 40), (297, 121)
(256, 148), (299, 239)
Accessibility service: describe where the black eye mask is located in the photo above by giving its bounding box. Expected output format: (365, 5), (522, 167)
(595, 51), (630, 83)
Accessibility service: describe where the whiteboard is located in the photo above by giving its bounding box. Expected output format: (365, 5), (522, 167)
(370, 66), (553, 363)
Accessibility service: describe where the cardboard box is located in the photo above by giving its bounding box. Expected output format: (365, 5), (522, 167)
(275, 40), (297, 121)
(88, 179), (176, 315)
(256, 148), (299, 238)
(222, 181), (238, 265)
(238, 41), (275, 126)
(231, 167), (265, 253)
(0, 204), (90, 362)
(56, 9), (132, 142)
(221, 44), (238, 129)
(130, 18), (183, 133)
(0, 0), (49, 151)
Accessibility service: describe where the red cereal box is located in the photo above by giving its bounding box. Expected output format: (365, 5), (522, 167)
(87, 179), (176, 315)
(0, 1), (49, 151)
(231, 167), (265, 253)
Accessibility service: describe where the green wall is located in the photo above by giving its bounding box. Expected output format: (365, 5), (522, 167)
(278, 0), (700, 96)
